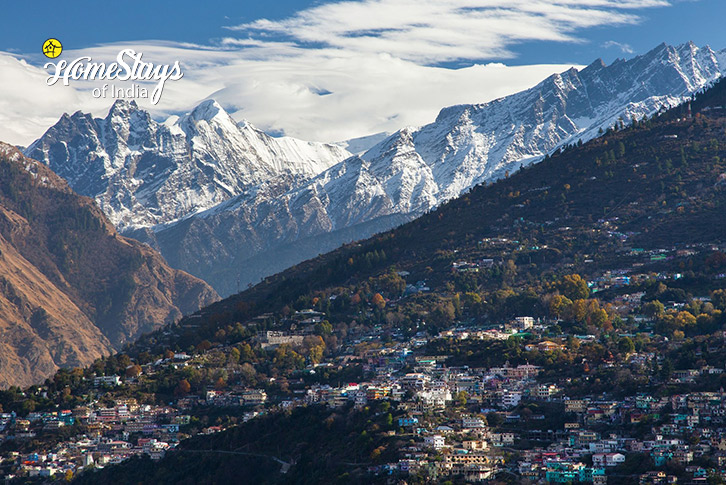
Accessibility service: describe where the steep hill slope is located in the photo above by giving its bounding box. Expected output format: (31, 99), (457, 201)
(142, 42), (726, 295)
(143, 76), (726, 351)
(0, 143), (218, 387)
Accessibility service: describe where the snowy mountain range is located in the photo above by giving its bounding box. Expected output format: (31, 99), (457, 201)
(25, 42), (726, 296)
(25, 99), (350, 231)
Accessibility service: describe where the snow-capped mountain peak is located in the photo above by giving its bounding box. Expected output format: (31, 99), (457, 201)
(25, 99), (351, 231)
(348, 41), (724, 206)
(179, 99), (242, 137)
(186, 99), (226, 121)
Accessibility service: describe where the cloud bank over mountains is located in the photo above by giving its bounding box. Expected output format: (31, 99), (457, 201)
(1, 0), (674, 145)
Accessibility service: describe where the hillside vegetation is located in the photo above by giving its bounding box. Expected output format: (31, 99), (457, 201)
(0, 144), (218, 386)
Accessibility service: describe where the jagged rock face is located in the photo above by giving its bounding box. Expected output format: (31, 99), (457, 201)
(0, 143), (218, 387)
(25, 99), (350, 231)
(26, 43), (725, 297)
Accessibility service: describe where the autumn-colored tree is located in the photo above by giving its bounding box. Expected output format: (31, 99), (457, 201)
(549, 294), (572, 318)
(196, 340), (212, 353)
(559, 274), (589, 300)
(464, 292), (482, 305)
(309, 346), (324, 364)
(117, 354), (132, 369)
(503, 259), (518, 285)
(374, 271), (406, 296)
(643, 300), (665, 317)
(618, 337), (635, 354)
(372, 293), (386, 310)
(706, 251), (726, 269)
(125, 365), (142, 378)
(674, 311), (697, 328)
(304, 335), (326, 364)
(566, 335), (581, 351)
(228, 347), (241, 365)
(238, 342), (256, 363)
(174, 379), (191, 397)
(315, 321), (333, 336)
(273, 345), (305, 371)
(137, 351), (152, 365)
(370, 446), (386, 462)
(570, 299), (588, 323)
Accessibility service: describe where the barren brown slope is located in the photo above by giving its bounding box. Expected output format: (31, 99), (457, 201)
(0, 143), (218, 386)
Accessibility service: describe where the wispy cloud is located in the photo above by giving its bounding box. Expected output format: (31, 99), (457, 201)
(603, 40), (635, 54)
(0, 0), (672, 146)
(228, 0), (670, 64)
(0, 53), (91, 147)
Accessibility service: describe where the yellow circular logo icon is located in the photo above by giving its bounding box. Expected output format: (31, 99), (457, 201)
(42, 38), (62, 59)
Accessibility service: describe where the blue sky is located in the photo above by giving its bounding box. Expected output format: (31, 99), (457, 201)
(3, 0), (724, 64)
(1, 0), (725, 145)
(1, 2), (301, 54)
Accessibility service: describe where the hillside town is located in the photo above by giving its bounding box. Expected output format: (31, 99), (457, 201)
(3, 280), (726, 485)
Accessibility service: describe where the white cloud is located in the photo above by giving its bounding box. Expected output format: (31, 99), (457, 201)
(0, 0), (672, 146)
(0, 53), (92, 147)
(603, 40), (635, 54)
(0, 45), (578, 146)
(229, 0), (670, 63)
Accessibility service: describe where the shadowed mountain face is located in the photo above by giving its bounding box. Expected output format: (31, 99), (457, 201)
(0, 143), (218, 387)
(26, 43), (725, 296)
